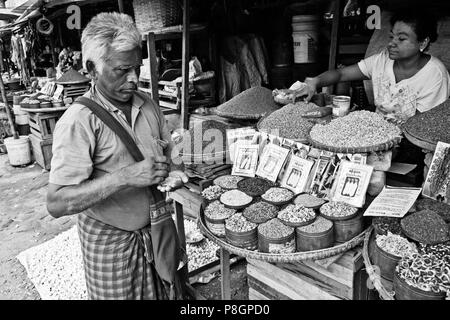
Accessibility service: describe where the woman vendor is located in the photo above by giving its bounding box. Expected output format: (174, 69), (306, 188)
(304, 8), (450, 180)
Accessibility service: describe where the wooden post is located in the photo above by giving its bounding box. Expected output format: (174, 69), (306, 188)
(181, 0), (190, 130)
(326, 0), (343, 94)
(220, 248), (231, 299)
(146, 32), (159, 104)
(0, 50), (19, 139)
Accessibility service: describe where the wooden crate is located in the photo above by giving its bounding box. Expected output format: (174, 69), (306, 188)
(247, 247), (368, 300)
(28, 111), (65, 140)
(29, 134), (52, 171)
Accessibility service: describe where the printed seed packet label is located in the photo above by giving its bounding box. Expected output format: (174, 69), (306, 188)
(226, 127), (257, 163)
(422, 141), (450, 204)
(332, 160), (374, 208)
(348, 153), (367, 165)
(256, 143), (290, 182)
(231, 143), (260, 177)
(364, 186), (422, 218)
(280, 154), (314, 194)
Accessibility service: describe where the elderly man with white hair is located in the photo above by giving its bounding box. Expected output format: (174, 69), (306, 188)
(46, 12), (188, 300)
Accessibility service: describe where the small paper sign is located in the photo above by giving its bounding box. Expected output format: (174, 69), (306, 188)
(280, 154), (314, 194)
(332, 160), (374, 208)
(364, 186), (422, 218)
(52, 84), (64, 100)
(256, 143), (290, 182)
(231, 143), (259, 177)
(422, 141), (450, 204)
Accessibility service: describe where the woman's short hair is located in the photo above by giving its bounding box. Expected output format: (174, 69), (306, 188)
(390, 8), (438, 44)
(81, 12), (141, 73)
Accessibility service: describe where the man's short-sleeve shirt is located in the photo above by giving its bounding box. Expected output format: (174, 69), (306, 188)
(49, 86), (172, 230)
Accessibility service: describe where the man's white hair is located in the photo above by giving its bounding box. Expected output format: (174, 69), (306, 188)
(81, 12), (141, 74)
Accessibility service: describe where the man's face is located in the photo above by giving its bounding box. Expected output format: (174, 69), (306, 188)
(96, 48), (142, 104)
(388, 21), (422, 60)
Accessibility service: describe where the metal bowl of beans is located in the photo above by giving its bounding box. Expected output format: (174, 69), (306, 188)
(261, 187), (294, 207)
(277, 204), (316, 227)
(237, 177), (276, 197)
(319, 201), (359, 221)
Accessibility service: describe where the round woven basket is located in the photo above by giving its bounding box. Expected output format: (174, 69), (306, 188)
(133, 0), (182, 33)
(308, 134), (402, 154)
(199, 206), (368, 262)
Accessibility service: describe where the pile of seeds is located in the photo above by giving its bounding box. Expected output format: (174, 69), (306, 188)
(396, 253), (450, 294)
(204, 200), (236, 220)
(297, 216), (333, 234)
(237, 177), (275, 196)
(225, 212), (257, 233)
(404, 99), (450, 145)
(243, 201), (279, 224)
(309, 111), (402, 149)
(294, 194), (326, 208)
(257, 102), (316, 140)
(372, 217), (402, 235)
(261, 187), (294, 203)
(201, 185), (225, 201)
(178, 119), (230, 153)
(415, 198), (450, 222)
(419, 243), (450, 262)
(213, 175), (244, 189)
(401, 210), (449, 244)
(320, 201), (358, 218)
(216, 86), (279, 120)
(278, 204), (316, 224)
(220, 190), (253, 207)
(258, 218), (294, 239)
(375, 232), (418, 257)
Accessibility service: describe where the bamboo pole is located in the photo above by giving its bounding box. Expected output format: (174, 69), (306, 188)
(0, 49), (19, 139)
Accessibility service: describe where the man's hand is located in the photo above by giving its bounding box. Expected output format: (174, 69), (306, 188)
(122, 155), (170, 187)
(157, 170), (189, 192)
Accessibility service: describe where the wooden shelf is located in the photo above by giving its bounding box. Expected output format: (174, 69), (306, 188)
(141, 23), (207, 41)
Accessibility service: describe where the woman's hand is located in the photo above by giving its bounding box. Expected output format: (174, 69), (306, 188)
(157, 170), (189, 192)
(304, 77), (318, 102)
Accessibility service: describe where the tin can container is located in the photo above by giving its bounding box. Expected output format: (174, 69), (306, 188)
(332, 95), (351, 117)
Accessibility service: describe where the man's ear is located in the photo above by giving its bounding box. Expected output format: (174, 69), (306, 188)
(86, 60), (97, 79)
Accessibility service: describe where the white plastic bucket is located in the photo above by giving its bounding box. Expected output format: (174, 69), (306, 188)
(15, 114), (29, 125)
(3, 135), (31, 166)
(13, 104), (27, 116)
(292, 15), (319, 63)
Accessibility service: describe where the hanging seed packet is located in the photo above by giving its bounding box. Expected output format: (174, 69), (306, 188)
(280, 154), (314, 194)
(331, 160), (374, 208)
(309, 151), (335, 197)
(422, 141), (450, 204)
(226, 127), (257, 163)
(256, 143), (290, 182)
(231, 142), (260, 177)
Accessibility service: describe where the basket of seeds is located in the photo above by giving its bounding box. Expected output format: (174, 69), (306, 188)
(261, 187), (294, 206)
(220, 189), (253, 210)
(400, 210), (450, 245)
(296, 216), (334, 251)
(213, 175), (244, 190)
(257, 218), (296, 254)
(204, 200), (236, 237)
(225, 212), (258, 250)
(394, 253), (448, 300)
(294, 193), (327, 210)
(242, 201), (279, 224)
(237, 177), (276, 197)
(308, 111), (403, 153)
(277, 204), (316, 227)
(201, 185), (225, 203)
(415, 197), (450, 223)
(319, 201), (359, 221)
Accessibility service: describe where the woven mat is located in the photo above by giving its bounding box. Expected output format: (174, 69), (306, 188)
(17, 225), (88, 300)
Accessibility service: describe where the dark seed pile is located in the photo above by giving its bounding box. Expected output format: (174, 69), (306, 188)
(237, 177), (275, 196)
(404, 99), (450, 144)
(372, 217), (402, 235)
(216, 86), (279, 120)
(243, 201), (278, 224)
(258, 218), (294, 239)
(401, 210), (450, 244)
(257, 102), (316, 140)
(416, 198), (450, 223)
